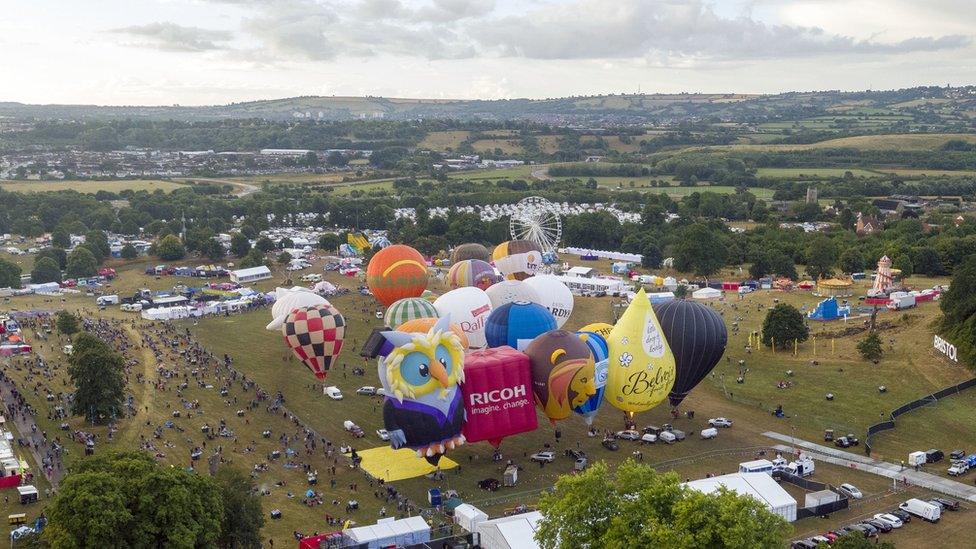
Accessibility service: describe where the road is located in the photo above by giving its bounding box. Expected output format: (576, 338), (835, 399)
(531, 167), (550, 180)
(765, 431), (976, 502)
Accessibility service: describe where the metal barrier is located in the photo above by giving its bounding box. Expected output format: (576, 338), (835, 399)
(864, 377), (976, 456)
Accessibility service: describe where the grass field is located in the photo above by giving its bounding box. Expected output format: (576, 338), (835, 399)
(721, 133), (976, 153)
(470, 138), (524, 155)
(417, 131), (470, 151)
(756, 168), (881, 178)
(875, 168), (976, 178)
(0, 256), (969, 544)
(0, 179), (187, 193)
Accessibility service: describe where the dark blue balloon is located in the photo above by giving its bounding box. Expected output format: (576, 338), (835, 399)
(484, 301), (556, 350)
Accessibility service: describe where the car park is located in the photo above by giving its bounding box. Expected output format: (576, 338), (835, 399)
(838, 483), (863, 499)
(873, 513), (903, 528)
(615, 430), (641, 441)
(708, 417), (733, 428)
(530, 451), (555, 463)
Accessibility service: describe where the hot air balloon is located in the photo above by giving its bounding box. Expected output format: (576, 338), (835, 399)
(385, 297), (438, 328)
(605, 288), (676, 415)
(653, 300), (728, 408)
(366, 244), (429, 307)
(461, 346), (538, 448)
(396, 317), (469, 349)
(573, 331), (609, 424)
(433, 287), (492, 349)
(523, 275), (574, 329)
(377, 316), (466, 464)
(281, 303), (345, 382)
(580, 322), (614, 339)
(485, 280), (541, 309)
(451, 243), (491, 264)
(492, 240), (542, 281)
(447, 259), (500, 291)
(524, 330), (596, 424)
(266, 287), (327, 330)
(484, 301), (556, 351)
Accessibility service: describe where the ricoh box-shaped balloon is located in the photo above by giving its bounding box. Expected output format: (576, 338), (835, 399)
(461, 346), (538, 447)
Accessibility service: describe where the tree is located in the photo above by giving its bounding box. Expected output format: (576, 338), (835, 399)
(829, 532), (895, 549)
(940, 255), (976, 368)
(748, 252), (772, 279)
(56, 310), (79, 335)
(672, 224), (728, 277)
(278, 237), (294, 249)
(37, 247), (68, 270)
(804, 235), (837, 279)
(84, 230), (110, 261)
(838, 248), (865, 274)
(120, 243), (139, 260)
(857, 331), (883, 361)
(214, 468), (264, 549)
(51, 228), (71, 249)
(892, 253), (914, 278)
(912, 246), (945, 276)
(200, 238), (226, 261)
(31, 257), (62, 284)
(44, 452), (223, 548)
(276, 251), (292, 265)
(535, 461), (791, 549)
(231, 233), (252, 258)
(318, 233), (341, 252)
(0, 258), (22, 289)
(640, 241), (662, 269)
(255, 236), (276, 253)
(761, 303), (809, 348)
(155, 234), (186, 261)
(239, 249), (266, 269)
(67, 332), (125, 423)
(66, 246), (98, 278)
(326, 151), (348, 167)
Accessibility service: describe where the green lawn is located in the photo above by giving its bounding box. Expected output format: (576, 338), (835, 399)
(0, 179), (187, 193)
(755, 168), (881, 178)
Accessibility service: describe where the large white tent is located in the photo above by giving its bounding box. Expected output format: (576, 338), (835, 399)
(454, 503), (489, 533)
(475, 511), (542, 549)
(684, 473), (797, 522)
(692, 287), (722, 300)
(344, 516), (430, 548)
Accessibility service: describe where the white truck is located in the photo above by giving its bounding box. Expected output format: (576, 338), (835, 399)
(96, 294), (120, 305)
(887, 292), (916, 311)
(324, 386), (343, 400)
(908, 451), (927, 467)
(738, 459), (774, 475)
(899, 498), (940, 522)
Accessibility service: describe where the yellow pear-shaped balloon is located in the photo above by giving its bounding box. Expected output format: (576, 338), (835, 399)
(606, 288), (676, 414)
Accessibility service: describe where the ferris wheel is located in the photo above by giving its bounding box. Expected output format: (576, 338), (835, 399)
(510, 196), (562, 253)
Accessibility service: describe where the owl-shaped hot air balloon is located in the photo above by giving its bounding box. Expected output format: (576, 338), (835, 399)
(281, 303), (345, 382)
(525, 330), (597, 424)
(378, 315), (466, 464)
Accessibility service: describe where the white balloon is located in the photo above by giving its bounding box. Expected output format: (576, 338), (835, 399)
(523, 275), (575, 328)
(433, 287), (492, 349)
(266, 287), (328, 330)
(485, 280), (541, 310)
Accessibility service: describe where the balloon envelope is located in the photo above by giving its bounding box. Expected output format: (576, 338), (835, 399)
(484, 301), (556, 351)
(573, 331), (609, 424)
(396, 317), (469, 349)
(281, 303), (345, 381)
(461, 346), (538, 447)
(447, 259), (500, 291)
(580, 322), (614, 339)
(653, 300), (728, 407)
(605, 288), (676, 414)
(366, 244), (429, 307)
(523, 275), (574, 328)
(385, 297), (438, 328)
(433, 287), (492, 349)
(485, 280), (541, 310)
(524, 330), (597, 423)
(267, 287), (327, 330)
(451, 243), (491, 264)
(492, 240), (543, 281)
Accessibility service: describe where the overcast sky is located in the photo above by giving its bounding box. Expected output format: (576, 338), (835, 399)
(2, 0), (974, 105)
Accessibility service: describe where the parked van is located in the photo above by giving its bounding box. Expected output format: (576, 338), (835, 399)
(899, 498), (940, 522)
(324, 386), (343, 400)
(640, 433), (657, 444)
(659, 431), (677, 444)
(700, 427), (718, 440)
(96, 294), (120, 305)
(738, 459), (774, 475)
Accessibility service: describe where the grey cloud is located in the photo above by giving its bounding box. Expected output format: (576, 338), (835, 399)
(110, 22), (233, 52)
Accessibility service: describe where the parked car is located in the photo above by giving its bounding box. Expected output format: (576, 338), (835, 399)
(950, 449), (966, 460)
(564, 449), (586, 460)
(356, 386), (377, 396)
(700, 427), (718, 440)
(821, 531), (838, 543)
(708, 417), (733, 428)
(670, 429), (686, 441)
(640, 433), (657, 444)
(809, 535), (831, 545)
(947, 461), (969, 476)
(865, 519), (891, 533)
(376, 429), (389, 441)
(872, 513), (904, 528)
(658, 431), (677, 444)
(854, 523), (878, 537)
(642, 425), (663, 436)
(839, 483), (863, 499)
(478, 478), (500, 491)
(888, 509), (911, 523)
(835, 436), (856, 448)
(530, 451), (555, 463)
(615, 430), (641, 441)
(791, 540), (817, 549)
(602, 438), (619, 451)
(325, 386), (344, 400)
(926, 449), (944, 463)
(931, 497), (959, 511)
(342, 420), (364, 438)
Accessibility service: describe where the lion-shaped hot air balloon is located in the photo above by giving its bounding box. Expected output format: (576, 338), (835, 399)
(281, 303), (345, 382)
(573, 330), (609, 425)
(605, 288), (675, 415)
(378, 315), (466, 464)
(525, 330), (596, 424)
(366, 244), (429, 307)
(492, 240), (542, 281)
(654, 300), (728, 408)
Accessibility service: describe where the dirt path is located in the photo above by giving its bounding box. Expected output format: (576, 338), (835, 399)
(174, 177), (259, 196)
(123, 325), (157, 423)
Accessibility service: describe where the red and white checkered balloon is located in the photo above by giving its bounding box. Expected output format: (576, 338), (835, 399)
(281, 303), (345, 381)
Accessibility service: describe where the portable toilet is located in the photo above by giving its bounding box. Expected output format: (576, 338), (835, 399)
(908, 451), (927, 467)
(504, 465), (519, 487)
(427, 488), (442, 506)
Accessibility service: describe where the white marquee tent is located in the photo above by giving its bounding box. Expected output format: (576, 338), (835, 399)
(692, 287), (722, 300)
(684, 473), (797, 522)
(475, 511), (543, 549)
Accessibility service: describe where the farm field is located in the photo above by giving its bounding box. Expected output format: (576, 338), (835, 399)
(721, 133), (976, 152)
(0, 179), (187, 193)
(470, 138), (523, 155)
(875, 168), (976, 178)
(755, 167), (881, 178)
(417, 130), (470, 151)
